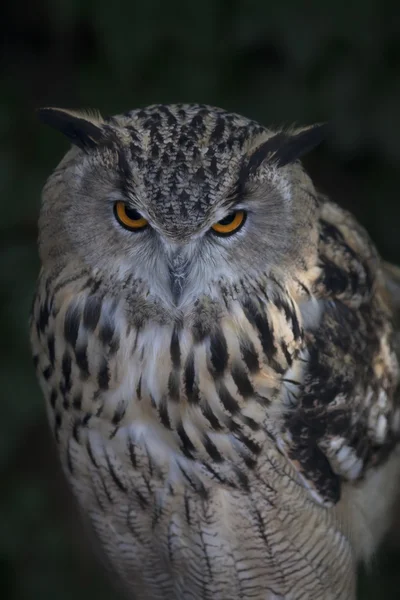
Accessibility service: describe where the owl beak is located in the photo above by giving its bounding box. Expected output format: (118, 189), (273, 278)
(168, 249), (189, 304)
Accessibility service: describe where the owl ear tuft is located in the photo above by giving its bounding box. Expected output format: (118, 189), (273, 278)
(37, 107), (105, 151)
(244, 123), (328, 179)
(272, 123), (329, 167)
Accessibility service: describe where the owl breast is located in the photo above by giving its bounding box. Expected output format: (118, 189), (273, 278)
(31, 265), (307, 467)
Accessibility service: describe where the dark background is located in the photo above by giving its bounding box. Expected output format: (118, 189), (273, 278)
(1, 1), (400, 598)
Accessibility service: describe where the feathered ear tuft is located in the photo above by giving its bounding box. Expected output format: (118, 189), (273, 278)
(272, 123), (328, 167)
(37, 107), (105, 151)
(244, 123), (328, 179)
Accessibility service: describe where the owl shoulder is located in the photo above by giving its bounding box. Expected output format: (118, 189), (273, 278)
(279, 197), (400, 506)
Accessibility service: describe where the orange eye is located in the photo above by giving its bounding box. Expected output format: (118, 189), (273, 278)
(114, 201), (148, 231)
(211, 211), (246, 236)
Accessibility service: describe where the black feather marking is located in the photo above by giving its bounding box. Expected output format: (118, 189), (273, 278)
(188, 382), (201, 405)
(242, 454), (257, 469)
(42, 365), (53, 381)
(83, 295), (102, 331)
(128, 436), (137, 468)
(240, 415), (260, 431)
(237, 432), (262, 456)
(218, 382), (240, 414)
(109, 332), (120, 355)
(231, 364), (255, 397)
(47, 334), (55, 366)
(54, 411), (62, 431)
(158, 397), (172, 429)
(99, 318), (115, 346)
(75, 345), (89, 378)
(201, 461), (226, 484)
(240, 338), (260, 373)
(242, 299), (276, 361)
(136, 489), (149, 509)
(184, 352), (195, 401)
(209, 328), (228, 376)
(274, 295), (302, 340)
(82, 413), (91, 426)
(294, 277), (311, 297)
(72, 393), (82, 410)
(290, 308), (302, 340)
(112, 401), (126, 425)
(38, 301), (50, 333)
(99, 476), (114, 505)
(61, 352), (72, 393)
(184, 491), (191, 525)
(226, 417), (242, 433)
(109, 426), (119, 439)
(280, 342), (292, 366)
(86, 439), (99, 468)
(168, 370), (180, 402)
(320, 258), (349, 295)
(288, 441), (341, 504)
(136, 375), (142, 400)
(37, 108), (104, 152)
(176, 421), (196, 458)
(177, 463), (208, 500)
(200, 402), (223, 430)
(64, 303), (81, 347)
(95, 401), (104, 418)
(97, 359), (110, 390)
(210, 116), (226, 142)
(170, 326), (181, 368)
(234, 467), (249, 490)
(203, 435), (223, 462)
(105, 453), (127, 493)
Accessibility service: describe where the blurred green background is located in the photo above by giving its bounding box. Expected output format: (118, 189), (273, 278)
(1, 0), (400, 598)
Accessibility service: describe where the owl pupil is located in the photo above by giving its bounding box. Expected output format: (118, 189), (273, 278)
(125, 207), (142, 220)
(218, 213), (236, 225)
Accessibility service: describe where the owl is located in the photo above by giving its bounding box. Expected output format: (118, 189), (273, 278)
(31, 104), (400, 600)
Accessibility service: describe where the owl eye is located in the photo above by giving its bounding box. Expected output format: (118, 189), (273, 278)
(114, 201), (148, 231)
(211, 210), (246, 236)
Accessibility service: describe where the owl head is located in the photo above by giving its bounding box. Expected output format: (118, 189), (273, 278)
(38, 104), (326, 319)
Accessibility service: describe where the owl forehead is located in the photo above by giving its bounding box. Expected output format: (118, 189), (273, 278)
(110, 104), (267, 228)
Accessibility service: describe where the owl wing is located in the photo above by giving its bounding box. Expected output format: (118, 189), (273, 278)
(281, 200), (400, 506)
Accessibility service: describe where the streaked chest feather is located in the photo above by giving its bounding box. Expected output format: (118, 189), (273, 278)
(31, 270), (310, 486)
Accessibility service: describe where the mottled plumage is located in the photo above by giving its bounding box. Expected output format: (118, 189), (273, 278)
(31, 104), (400, 600)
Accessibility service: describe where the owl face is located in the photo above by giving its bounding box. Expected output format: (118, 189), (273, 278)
(38, 105), (324, 318)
